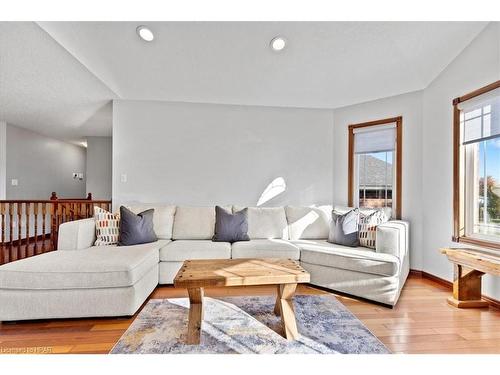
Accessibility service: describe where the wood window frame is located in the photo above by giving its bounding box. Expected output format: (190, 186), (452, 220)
(452, 80), (500, 250)
(348, 116), (403, 219)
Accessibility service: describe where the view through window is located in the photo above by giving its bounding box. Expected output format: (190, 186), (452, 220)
(357, 151), (393, 209)
(462, 101), (500, 239)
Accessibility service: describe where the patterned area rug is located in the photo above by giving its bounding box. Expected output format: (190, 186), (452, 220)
(111, 295), (389, 354)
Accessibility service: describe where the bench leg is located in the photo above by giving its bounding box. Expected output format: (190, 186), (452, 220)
(448, 264), (489, 308)
(186, 287), (204, 344)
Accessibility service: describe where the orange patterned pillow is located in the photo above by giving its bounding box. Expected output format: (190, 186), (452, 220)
(94, 206), (120, 246)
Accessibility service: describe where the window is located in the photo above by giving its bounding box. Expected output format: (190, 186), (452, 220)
(453, 80), (500, 248)
(348, 117), (402, 219)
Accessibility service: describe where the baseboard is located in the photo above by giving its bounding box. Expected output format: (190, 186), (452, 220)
(408, 269), (423, 278)
(410, 268), (500, 310)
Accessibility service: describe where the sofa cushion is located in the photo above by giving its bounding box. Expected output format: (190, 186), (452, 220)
(172, 206), (217, 240)
(231, 239), (300, 260)
(0, 240), (169, 290)
(160, 240), (231, 262)
(234, 206), (288, 239)
(127, 204), (176, 240)
(293, 240), (399, 277)
(286, 205), (331, 240)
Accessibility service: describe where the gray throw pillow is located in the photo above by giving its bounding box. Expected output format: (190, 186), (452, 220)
(118, 206), (158, 246)
(328, 208), (360, 247)
(213, 206), (250, 243)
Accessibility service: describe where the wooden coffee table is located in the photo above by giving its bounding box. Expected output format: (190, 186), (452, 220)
(173, 258), (310, 344)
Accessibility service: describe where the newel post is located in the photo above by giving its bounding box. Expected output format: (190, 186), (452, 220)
(50, 192), (58, 250)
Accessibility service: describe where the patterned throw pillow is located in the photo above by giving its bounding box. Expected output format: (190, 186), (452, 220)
(94, 206), (120, 246)
(358, 210), (388, 249)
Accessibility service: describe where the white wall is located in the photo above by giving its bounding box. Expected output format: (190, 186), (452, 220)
(332, 91), (424, 270)
(422, 22), (500, 299)
(113, 100), (334, 208)
(0, 121), (6, 199)
(6, 124), (86, 199)
(86, 136), (112, 200)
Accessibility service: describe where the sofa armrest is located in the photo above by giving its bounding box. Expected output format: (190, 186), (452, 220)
(375, 220), (409, 261)
(57, 218), (96, 251)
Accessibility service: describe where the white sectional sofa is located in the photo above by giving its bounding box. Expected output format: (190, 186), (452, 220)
(0, 205), (409, 321)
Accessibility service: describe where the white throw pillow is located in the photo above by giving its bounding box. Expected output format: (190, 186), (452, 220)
(127, 204), (176, 240)
(234, 206), (288, 239)
(286, 205), (331, 240)
(93, 206), (120, 246)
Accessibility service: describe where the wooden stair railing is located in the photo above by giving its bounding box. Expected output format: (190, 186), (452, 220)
(0, 193), (111, 265)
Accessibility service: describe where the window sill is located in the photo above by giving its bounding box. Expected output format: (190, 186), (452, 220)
(454, 236), (500, 250)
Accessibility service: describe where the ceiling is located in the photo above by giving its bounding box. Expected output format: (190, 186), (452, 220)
(0, 22), (117, 142)
(0, 21), (489, 143)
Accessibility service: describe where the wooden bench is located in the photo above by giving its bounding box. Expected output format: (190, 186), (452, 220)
(440, 248), (500, 308)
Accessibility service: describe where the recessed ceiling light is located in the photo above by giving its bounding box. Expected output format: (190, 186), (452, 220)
(137, 25), (154, 42)
(270, 36), (286, 51)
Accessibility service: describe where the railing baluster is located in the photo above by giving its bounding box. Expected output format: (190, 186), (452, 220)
(75, 203), (80, 221)
(66, 203), (71, 223)
(34, 202), (39, 254)
(0, 202), (5, 264)
(1, 202), (5, 244)
(42, 202), (47, 252)
(26, 202), (32, 258)
(17, 202), (22, 259)
(9, 203), (14, 260)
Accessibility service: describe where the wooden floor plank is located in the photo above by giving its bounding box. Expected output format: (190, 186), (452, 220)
(0, 275), (499, 354)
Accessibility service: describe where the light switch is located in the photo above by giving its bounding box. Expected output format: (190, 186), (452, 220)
(120, 174), (127, 183)
(11, 179), (18, 186)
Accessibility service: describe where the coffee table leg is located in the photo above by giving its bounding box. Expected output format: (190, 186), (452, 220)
(274, 285), (282, 316)
(275, 283), (299, 340)
(187, 287), (204, 344)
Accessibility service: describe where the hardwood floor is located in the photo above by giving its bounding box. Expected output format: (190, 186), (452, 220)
(0, 275), (499, 354)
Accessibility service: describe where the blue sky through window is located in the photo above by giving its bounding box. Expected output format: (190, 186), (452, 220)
(480, 138), (500, 182)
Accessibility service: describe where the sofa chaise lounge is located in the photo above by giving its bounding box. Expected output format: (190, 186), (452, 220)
(0, 205), (409, 321)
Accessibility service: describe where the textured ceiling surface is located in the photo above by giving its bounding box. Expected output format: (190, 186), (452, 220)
(0, 22), (117, 143)
(0, 21), (488, 143)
